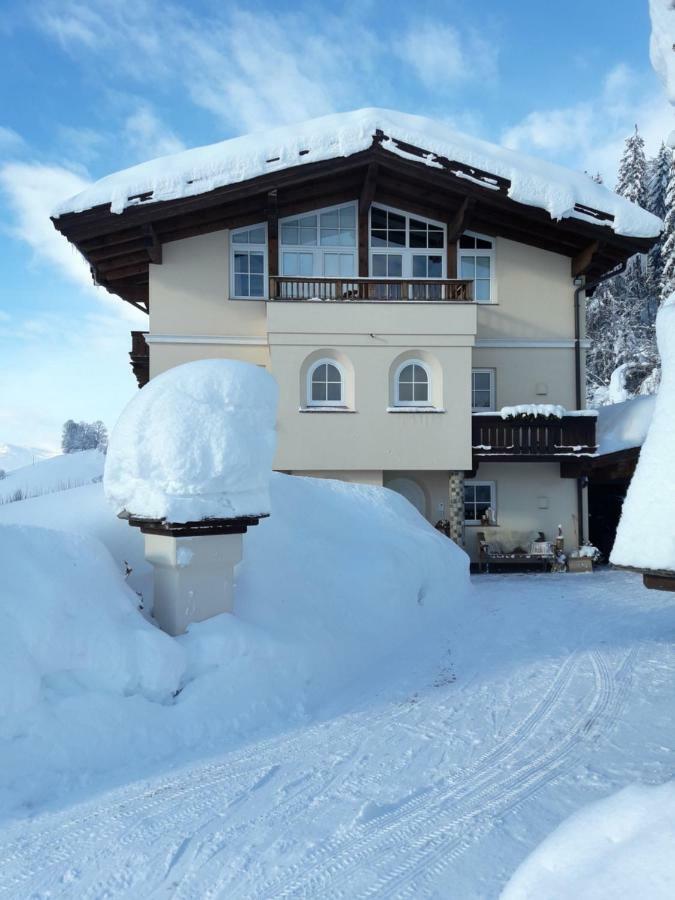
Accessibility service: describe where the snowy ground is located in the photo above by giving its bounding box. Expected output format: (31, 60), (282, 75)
(0, 566), (672, 898)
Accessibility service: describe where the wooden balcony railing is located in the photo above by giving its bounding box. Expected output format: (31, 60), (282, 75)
(269, 277), (473, 302)
(472, 413), (597, 460)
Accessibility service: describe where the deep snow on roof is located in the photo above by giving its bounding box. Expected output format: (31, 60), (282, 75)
(54, 108), (662, 240)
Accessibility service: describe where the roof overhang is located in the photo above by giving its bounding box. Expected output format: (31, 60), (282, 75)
(52, 134), (659, 313)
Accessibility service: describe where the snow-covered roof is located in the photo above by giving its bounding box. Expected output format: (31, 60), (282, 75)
(54, 108), (662, 240)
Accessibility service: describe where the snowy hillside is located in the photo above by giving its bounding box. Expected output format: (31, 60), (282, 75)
(0, 449), (104, 504)
(0, 443), (55, 473)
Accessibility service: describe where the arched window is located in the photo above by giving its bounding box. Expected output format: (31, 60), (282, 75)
(308, 359), (344, 406)
(395, 360), (430, 406)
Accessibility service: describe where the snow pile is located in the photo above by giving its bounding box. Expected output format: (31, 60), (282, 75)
(596, 395), (656, 455)
(0, 465), (466, 818)
(502, 781), (675, 900)
(612, 296), (675, 570)
(53, 108), (662, 239)
(0, 524), (183, 720)
(499, 404), (567, 419)
(104, 359), (278, 522)
(0, 448), (104, 504)
(650, 0), (675, 107)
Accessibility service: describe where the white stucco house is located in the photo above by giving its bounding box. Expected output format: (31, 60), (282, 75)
(52, 108), (662, 562)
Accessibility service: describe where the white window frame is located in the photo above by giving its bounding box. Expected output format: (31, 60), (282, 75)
(458, 230), (495, 304)
(394, 359), (432, 407)
(369, 204), (446, 280)
(472, 368), (496, 411)
(279, 201), (358, 277)
(230, 223), (268, 299)
(464, 480), (497, 525)
(307, 358), (346, 407)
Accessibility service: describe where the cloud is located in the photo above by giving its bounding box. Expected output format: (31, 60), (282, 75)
(0, 160), (144, 323)
(502, 64), (674, 186)
(124, 106), (185, 157)
(0, 126), (24, 152)
(395, 23), (498, 90)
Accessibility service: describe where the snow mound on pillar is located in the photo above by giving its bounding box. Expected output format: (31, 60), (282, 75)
(611, 295), (675, 570)
(0, 524), (183, 720)
(104, 359), (278, 522)
(501, 781), (675, 900)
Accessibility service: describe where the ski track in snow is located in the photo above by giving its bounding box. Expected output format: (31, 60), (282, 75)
(0, 638), (640, 900)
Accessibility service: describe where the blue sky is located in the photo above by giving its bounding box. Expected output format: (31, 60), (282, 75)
(0, 0), (670, 449)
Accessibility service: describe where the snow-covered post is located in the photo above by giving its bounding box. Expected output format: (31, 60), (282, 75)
(103, 360), (278, 635)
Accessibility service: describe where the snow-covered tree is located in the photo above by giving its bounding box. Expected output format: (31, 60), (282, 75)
(660, 152), (675, 303)
(61, 419), (109, 453)
(615, 126), (648, 208)
(61, 419), (79, 453)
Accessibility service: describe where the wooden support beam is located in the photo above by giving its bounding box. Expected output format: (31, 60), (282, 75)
(572, 240), (601, 277)
(359, 162), (378, 216)
(143, 224), (162, 264)
(266, 189), (279, 278)
(446, 196), (474, 244)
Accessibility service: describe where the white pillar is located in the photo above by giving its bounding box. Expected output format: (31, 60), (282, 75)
(143, 532), (243, 636)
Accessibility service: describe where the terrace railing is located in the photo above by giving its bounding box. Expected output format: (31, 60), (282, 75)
(472, 413), (597, 460)
(269, 277), (473, 302)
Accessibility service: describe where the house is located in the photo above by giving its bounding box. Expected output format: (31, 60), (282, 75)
(51, 109), (662, 562)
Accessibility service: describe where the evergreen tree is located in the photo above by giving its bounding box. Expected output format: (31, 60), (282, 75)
(660, 153), (675, 304)
(615, 125), (648, 208)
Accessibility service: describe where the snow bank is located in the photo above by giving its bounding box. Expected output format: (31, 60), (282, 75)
(501, 781), (675, 900)
(0, 524), (183, 720)
(650, 0), (675, 106)
(596, 395), (656, 455)
(0, 465), (466, 819)
(612, 296), (675, 570)
(104, 359), (278, 522)
(0, 448), (104, 504)
(53, 108), (661, 239)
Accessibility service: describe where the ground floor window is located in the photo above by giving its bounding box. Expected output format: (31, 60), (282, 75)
(464, 480), (496, 524)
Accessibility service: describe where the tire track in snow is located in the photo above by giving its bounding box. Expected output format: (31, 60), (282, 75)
(264, 646), (637, 900)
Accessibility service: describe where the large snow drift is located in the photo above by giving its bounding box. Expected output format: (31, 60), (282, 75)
(53, 108), (661, 239)
(650, 0), (675, 106)
(0, 465), (466, 819)
(596, 395), (655, 455)
(502, 781), (675, 900)
(0, 524), (183, 720)
(104, 359), (278, 522)
(612, 297), (675, 570)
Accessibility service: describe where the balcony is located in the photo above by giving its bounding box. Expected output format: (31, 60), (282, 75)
(472, 412), (597, 461)
(268, 276), (473, 302)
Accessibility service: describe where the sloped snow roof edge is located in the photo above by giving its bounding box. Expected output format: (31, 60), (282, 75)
(53, 108), (663, 240)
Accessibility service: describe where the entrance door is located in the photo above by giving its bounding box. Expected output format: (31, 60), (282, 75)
(386, 477), (427, 518)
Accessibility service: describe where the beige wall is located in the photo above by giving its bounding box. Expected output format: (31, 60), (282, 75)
(464, 462), (580, 561)
(268, 301), (476, 471)
(471, 347), (576, 409)
(478, 238), (574, 340)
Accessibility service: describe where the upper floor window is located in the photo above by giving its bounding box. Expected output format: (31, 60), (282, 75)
(395, 360), (431, 406)
(231, 224), (267, 298)
(459, 232), (493, 303)
(472, 369), (495, 411)
(280, 203), (357, 277)
(308, 359), (344, 406)
(370, 205), (445, 281)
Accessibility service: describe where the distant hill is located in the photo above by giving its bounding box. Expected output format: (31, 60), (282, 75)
(0, 449), (104, 504)
(0, 444), (56, 473)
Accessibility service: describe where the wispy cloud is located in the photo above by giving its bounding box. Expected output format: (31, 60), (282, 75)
(124, 105), (185, 157)
(502, 64), (673, 185)
(0, 125), (24, 152)
(395, 22), (498, 91)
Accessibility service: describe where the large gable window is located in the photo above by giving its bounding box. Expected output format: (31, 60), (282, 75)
(231, 224), (267, 299)
(370, 205), (445, 281)
(280, 203), (356, 277)
(459, 232), (494, 303)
